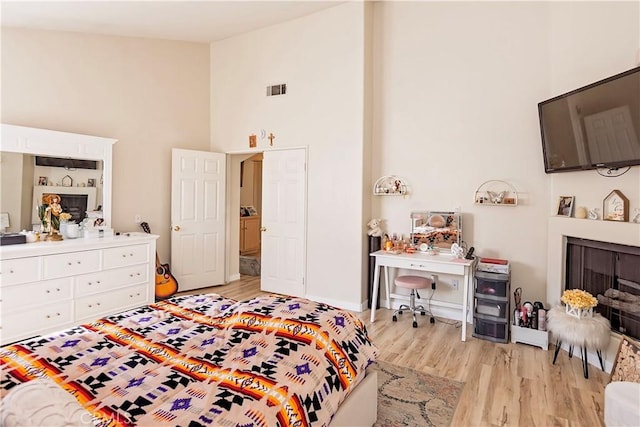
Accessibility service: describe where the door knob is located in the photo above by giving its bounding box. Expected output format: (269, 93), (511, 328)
(260, 227), (267, 232)
(173, 225), (181, 231)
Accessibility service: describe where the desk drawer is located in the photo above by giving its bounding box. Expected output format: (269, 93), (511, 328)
(385, 256), (466, 275)
(0, 258), (40, 286)
(43, 250), (100, 279)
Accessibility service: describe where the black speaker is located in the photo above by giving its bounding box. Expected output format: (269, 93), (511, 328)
(367, 236), (381, 309)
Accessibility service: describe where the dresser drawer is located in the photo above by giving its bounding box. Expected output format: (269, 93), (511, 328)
(103, 244), (149, 269)
(2, 300), (73, 344)
(0, 258), (40, 286)
(75, 264), (149, 297)
(43, 250), (101, 279)
(2, 278), (72, 310)
(75, 283), (148, 320)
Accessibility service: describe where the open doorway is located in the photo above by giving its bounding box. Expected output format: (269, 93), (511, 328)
(238, 153), (262, 276)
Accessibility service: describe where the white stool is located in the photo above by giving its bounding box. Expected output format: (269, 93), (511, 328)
(392, 275), (434, 328)
(547, 305), (611, 378)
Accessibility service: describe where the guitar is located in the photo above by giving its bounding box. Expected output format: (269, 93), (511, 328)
(140, 222), (179, 299)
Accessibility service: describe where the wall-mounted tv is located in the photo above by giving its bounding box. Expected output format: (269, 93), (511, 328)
(538, 66), (640, 173)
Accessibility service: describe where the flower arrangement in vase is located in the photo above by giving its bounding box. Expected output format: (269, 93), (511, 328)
(561, 289), (597, 319)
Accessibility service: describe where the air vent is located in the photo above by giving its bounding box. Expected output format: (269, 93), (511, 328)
(266, 83), (287, 96)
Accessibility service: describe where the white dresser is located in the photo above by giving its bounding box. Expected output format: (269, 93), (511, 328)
(0, 233), (158, 345)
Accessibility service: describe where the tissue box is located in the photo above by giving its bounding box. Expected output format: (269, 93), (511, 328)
(0, 233), (27, 245)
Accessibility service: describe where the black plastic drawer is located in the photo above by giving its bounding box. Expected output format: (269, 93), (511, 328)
(473, 317), (508, 343)
(475, 298), (508, 319)
(475, 271), (509, 298)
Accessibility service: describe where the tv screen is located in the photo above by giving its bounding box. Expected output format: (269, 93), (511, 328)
(538, 66), (640, 173)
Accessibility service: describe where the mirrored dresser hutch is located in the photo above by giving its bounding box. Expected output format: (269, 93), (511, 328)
(0, 124), (158, 345)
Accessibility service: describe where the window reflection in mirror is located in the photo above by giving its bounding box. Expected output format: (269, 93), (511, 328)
(410, 211), (461, 251)
(0, 152), (103, 232)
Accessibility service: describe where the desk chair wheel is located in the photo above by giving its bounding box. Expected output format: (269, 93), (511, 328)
(421, 312), (426, 316)
(412, 321), (418, 328)
(392, 315), (398, 322)
(430, 317), (435, 324)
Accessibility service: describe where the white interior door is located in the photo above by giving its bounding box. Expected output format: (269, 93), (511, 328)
(260, 148), (306, 297)
(584, 105), (640, 164)
(171, 148), (225, 291)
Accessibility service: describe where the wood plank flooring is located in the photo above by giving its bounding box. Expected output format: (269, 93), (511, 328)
(180, 276), (609, 426)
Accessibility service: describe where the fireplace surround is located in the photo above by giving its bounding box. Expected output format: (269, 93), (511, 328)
(565, 237), (640, 340)
(547, 216), (640, 370)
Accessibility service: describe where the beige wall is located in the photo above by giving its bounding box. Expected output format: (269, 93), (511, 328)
(213, 1), (638, 309)
(211, 2), (369, 307)
(1, 28), (211, 261)
(1, 1), (637, 310)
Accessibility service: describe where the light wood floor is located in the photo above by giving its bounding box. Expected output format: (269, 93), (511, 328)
(181, 276), (609, 427)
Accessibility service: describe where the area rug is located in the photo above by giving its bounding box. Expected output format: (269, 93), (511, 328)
(374, 360), (464, 427)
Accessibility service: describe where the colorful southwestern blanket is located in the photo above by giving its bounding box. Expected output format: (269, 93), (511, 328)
(0, 293), (378, 426)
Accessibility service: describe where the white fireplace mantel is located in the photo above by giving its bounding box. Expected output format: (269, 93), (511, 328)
(546, 216), (640, 306)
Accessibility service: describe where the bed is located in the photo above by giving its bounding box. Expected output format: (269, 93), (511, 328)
(0, 293), (379, 426)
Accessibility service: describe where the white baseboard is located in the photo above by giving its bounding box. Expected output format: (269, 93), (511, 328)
(304, 294), (364, 313)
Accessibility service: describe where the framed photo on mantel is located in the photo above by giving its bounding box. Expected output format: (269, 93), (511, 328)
(603, 189), (629, 221)
(556, 195), (574, 217)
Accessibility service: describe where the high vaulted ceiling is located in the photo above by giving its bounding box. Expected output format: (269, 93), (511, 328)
(1, 1), (344, 43)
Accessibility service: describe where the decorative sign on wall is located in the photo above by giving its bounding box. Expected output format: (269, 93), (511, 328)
(603, 189), (629, 221)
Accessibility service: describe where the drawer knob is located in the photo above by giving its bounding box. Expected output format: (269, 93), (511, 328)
(122, 254), (126, 257)
(68, 262), (72, 266)
(46, 290), (50, 293)
(56, 288), (60, 291)
(97, 302), (101, 306)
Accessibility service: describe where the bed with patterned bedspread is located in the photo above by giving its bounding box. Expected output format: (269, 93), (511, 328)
(0, 293), (378, 426)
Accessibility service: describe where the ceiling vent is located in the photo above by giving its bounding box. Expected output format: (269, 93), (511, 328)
(266, 83), (287, 96)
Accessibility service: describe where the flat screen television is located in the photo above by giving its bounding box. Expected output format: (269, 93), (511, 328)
(538, 66), (640, 173)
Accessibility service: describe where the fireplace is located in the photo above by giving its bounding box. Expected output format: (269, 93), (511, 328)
(566, 237), (640, 340)
(32, 186), (97, 226)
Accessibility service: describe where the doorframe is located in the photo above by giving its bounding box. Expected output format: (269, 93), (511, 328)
(225, 146), (308, 285)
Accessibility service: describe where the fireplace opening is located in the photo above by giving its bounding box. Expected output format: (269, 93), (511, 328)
(566, 237), (640, 341)
(59, 194), (88, 224)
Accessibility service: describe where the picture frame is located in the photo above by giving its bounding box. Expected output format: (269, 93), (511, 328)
(556, 195), (575, 217)
(87, 178), (96, 187)
(603, 189), (629, 222)
(246, 206), (258, 216)
(38, 176), (48, 186)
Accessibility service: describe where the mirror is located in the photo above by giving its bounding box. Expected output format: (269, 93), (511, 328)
(0, 124), (115, 234)
(0, 152), (104, 232)
(410, 211), (461, 251)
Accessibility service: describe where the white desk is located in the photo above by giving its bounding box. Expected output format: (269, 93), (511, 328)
(370, 250), (475, 341)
